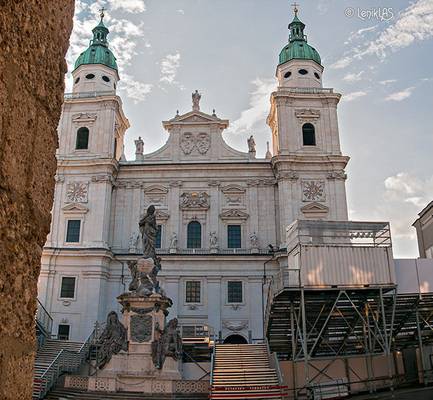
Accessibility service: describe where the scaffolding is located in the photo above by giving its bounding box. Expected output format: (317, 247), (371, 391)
(265, 221), (433, 398)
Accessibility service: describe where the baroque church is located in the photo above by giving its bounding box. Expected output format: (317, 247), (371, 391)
(38, 9), (349, 346)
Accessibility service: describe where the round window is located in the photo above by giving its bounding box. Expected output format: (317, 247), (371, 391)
(85, 73), (95, 79)
(314, 72), (320, 79)
(75, 77), (80, 84)
(102, 75), (110, 83)
(284, 71), (292, 79)
(298, 69), (308, 75)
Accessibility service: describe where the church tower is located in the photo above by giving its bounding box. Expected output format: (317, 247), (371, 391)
(267, 7), (349, 244)
(46, 11), (129, 251)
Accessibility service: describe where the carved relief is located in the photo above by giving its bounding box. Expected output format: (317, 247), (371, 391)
(180, 132), (195, 155)
(302, 180), (326, 202)
(276, 171), (299, 181)
(196, 133), (211, 154)
(180, 132), (211, 155)
(180, 192), (210, 210)
(130, 314), (153, 343)
(144, 186), (168, 207)
(222, 320), (248, 332)
(222, 185), (245, 207)
(66, 182), (88, 203)
(295, 108), (320, 122)
(72, 113), (97, 123)
(327, 171), (347, 180)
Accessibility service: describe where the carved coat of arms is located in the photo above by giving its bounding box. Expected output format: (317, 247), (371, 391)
(130, 314), (153, 343)
(180, 133), (195, 154)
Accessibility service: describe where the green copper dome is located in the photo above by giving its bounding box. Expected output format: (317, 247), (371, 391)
(74, 16), (118, 72)
(278, 13), (321, 66)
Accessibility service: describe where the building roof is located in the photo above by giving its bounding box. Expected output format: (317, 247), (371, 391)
(74, 15), (118, 72)
(278, 13), (321, 66)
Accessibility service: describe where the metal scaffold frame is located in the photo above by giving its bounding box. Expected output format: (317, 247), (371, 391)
(265, 221), (433, 398)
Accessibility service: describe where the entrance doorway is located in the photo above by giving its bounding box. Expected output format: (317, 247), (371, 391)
(223, 334), (248, 344)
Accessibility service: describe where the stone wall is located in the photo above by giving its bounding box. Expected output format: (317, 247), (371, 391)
(0, 2), (74, 399)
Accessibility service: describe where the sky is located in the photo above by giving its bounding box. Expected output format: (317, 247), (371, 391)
(66, 0), (433, 258)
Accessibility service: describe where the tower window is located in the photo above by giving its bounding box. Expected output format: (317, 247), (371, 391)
(284, 71), (292, 79)
(66, 220), (81, 243)
(60, 277), (76, 299)
(102, 75), (110, 82)
(298, 69), (308, 75)
(314, 72), (320, 79)
(228, 225), (241, 249)
(155, 225), (162, 248)
(302, 123), (316, 146)
(85, 73), (95, 79)
(228, 281), (243, 303)
(76, 127), (89, 150)
(187, 221), (201, 249)
(185, 281), (201, 303)
(75, 77), (80, 84)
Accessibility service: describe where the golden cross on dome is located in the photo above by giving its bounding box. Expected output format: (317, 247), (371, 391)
(99, 7), (106, 20)
(291, 2), (300, 16)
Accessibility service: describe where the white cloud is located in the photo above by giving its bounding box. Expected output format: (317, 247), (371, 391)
(359, 0), (433, 58)
(119, 73), (152, 103)
(65, 0), (152, 102)
(159, 52), (181, 85)
(385, 87), (415, 101)
(345, 25), (377, 45)
(107, 0), (146, 13)
(333, 0), (433, 69)
(330, 56), (352, 69)
(343, 91), (367, 102)
(177, 9), (185, 15)
(228, 78), (277, 134)
(379, 79), (397, 85)
(343, 71), (364, 82)
(381, 172), (433, 237)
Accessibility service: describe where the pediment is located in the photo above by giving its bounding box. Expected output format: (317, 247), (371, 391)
(222, 184), (246, 194)
(220, 209), (249, 221)
(301, 202), (329, 218)
(143, 185), (169, 194)
(163, 110), (229, 129)
(62, 203), (89, 214)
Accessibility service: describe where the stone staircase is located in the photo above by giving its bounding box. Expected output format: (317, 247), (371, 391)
(45, 388), (208, 399)
(210, 343), (287, 399)
(33, 339), (85, 399)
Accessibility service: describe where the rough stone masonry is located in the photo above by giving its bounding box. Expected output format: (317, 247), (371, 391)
(0, 2), (74, 398)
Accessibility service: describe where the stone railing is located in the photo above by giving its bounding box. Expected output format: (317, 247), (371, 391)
(64, 90), (116, 100)
(64, 376), (210, 394)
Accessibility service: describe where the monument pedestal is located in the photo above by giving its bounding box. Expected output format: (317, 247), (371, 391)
(93, 293), (181, 393)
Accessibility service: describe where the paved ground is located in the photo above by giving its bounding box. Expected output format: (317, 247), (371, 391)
(350, 386), (433, 399)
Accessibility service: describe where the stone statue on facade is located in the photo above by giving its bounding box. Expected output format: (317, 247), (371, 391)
(151, 318), (182, 369)
(95, 311), (128, 370)
(209, 231), (218, 249)
(192, 90), (201, 111)
(247, 135), (256, 153)
(139, 205), (158, 263)
(250, 232), (259, 249)
(128, 232), (140, 253)
(169, 232), (178, 250)
(135, 136), (144, 161)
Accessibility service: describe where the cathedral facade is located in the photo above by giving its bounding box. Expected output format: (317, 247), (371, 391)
(38, 11), (349, 344)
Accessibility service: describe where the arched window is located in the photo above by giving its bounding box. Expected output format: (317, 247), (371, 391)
(302, 123), (316, 146)
(187, 221), (201, 249)
(76, 127), (89, 150)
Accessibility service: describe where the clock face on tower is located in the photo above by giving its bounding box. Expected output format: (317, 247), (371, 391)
(302, 180), (325, 202)
(66, 182), (88, 203)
